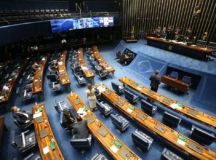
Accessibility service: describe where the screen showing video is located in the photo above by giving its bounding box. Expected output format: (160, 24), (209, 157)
(50, 17), (114, 33)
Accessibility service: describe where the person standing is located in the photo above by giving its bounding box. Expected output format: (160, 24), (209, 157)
(149, 70), (161, 92)
(86, 83), (97, 111)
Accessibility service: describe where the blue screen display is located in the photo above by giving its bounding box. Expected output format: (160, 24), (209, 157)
(50, 17), (114, 33)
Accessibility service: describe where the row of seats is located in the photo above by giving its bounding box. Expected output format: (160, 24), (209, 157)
(95, 96), (185, 159)
(169, 71), (192, 85)
(111, 82), (216, 146)
(47, 53), (62, 92)
(0, 8), (71, 25)
(89, 55), (109, 79)
(0, 9), (69, 16)
(70, 50), (88, 85)
(16, 63), (34, 103)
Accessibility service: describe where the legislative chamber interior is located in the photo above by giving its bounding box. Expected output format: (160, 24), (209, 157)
(0, 0), (216, 160)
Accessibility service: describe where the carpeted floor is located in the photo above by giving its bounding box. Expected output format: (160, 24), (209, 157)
(0, 40), (216, 160)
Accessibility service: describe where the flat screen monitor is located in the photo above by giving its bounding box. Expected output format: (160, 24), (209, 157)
(50, 16), (114, 33)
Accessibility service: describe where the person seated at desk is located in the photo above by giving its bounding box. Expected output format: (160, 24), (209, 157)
(49, 63), (57, 73)
(202, 32), (208, 41)
(72, 116), (89, 139)
(32, 62), (40, 72)
(62, 109), (76, 130)
(11, 106), (32, 126)
(149, 70), (161, 92)
(0, 83), (10, 101)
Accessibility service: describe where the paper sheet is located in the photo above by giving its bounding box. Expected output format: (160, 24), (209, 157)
(126, 108), (133, 114)
(97, 86), (106, 93)
(33, 112), (42, 118)
(177, 139), (186, 146)
(43, 146), (49, 154)
(77, 108), (87, 118)
(170, 103), (182, 110)
(110, 145), (119, 153)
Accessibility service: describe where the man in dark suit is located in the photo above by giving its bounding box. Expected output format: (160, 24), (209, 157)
(11, 106), (32, 125)
(62, 109), (75, 130)
(149, 70), (161, 92)
(72, 116), (89, 139)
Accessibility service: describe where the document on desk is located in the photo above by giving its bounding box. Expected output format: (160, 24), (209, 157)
(43, 146), (50, 154)
(33, 112), (42, 118)
(110, 145), (119, 153)
(97, 86), (106, 93)
(77, 108), (87, 118)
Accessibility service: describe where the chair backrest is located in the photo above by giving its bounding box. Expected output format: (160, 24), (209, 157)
(169, 71), (179, 79)
(49, 74), (58, 82)
(70, 134), (92, 149)
(111, 82), (119, 93)
(181, 76), (191, 85)
(161, 148), (183, 160)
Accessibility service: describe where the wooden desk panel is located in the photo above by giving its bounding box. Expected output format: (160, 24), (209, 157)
(67, 93), (141, 160)
(145, 36), (213, 60)
(119, 77), (216, 129)
(95, 84), (216, 160)
(58, 51), (71, 86)
(161, 75), (190, 93)
(0, 116), (4, 147)
(92, 46), (115, 74)
(32, 56), (48, 94)
(77, 48), (94, 79)
(32, 104), (64, 160)
(146, 36), (213, 54)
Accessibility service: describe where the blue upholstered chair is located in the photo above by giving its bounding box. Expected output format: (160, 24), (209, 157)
(96, 101), (113, 117)
(70, 134), (92, 150)
(110, 113), (129, 132)
(161, 148), (183, 160)
(111, 82), (124, 95)
(169, 71), (179, 79)
(132, 129), (154, 151)
(141, 99), (157, 115)
(162, 112), (181, 128)
(124, 89), (139, 104)
(11, 130), (37, 154)
(181, 76), (192, 85)
(191, 126), (215, 146)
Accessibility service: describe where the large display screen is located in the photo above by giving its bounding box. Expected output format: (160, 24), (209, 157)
(50, 17), (114, 33)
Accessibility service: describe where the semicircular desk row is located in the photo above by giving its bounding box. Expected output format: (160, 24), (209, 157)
(32, 84), (216, 160)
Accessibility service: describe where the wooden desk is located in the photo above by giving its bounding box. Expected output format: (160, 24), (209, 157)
(67, 93), (141, 160)
(32, 56), (48, 94)
(0, 116), (4, 147)
(92, 46), (115, 74)
(161, 75), (190, 93)
(77, 48), (94, 79)
(32, 104), (64, 160)
(145, 36), (213, 61)
(95, 84), (216, 160)
(0, 59), (28, 104)
(57, 51), (70, 86)
(119, 77), (216, 129)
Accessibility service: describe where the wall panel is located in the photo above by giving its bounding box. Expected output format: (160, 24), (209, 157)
(122, 0), (216, 42)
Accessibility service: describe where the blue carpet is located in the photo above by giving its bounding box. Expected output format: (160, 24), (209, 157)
(0, 41), (216, 160)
